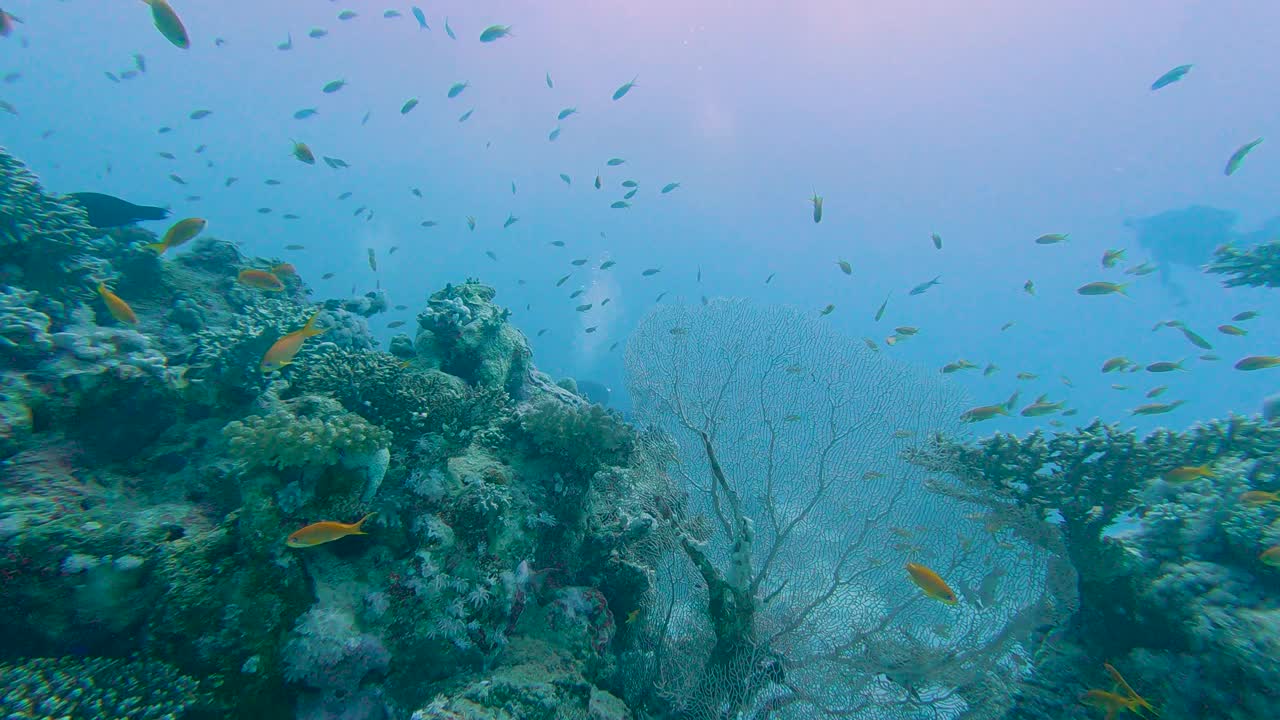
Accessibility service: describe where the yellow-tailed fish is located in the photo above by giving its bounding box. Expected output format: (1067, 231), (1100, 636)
(1235, 355), (1280, 371)
(98, 284), (138, 325)
(145, 217), (206, 254)
(286, 512), (375, 548)
(292, 140), (316, 165)
(961, 403), (1008, 423)
(1077, 281), (1128, 296)
(905, 562), (958, 605)
(1163, 465), (1212, 483)
(1130, 400), (1184, 415)
(1240, 490), (1280, 507)
(261, 311), (327, 372)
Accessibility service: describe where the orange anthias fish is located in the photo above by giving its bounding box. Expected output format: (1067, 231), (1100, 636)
(286, 512), (375, 548)
(238, 269), (285, 291)
(260, 311), (326, 372)
(1081, 662), (1159, 719)
(98, 284), (138, 325)
(1080, 689), (1142, 720)
(144, 217), (206, 254)
(271, 262), (298, 277)
(905, 562), (958, 605)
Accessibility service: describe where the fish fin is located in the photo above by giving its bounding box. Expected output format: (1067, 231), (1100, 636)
(301, 310), (328, 336)
(353, 512), (377, 533)
(143, 242), (168, 254)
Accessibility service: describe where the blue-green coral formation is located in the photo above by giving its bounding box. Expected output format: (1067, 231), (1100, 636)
(915, 415), (1280, 719)
(0, 148), (663, 717)
(0, 655), (205, 719)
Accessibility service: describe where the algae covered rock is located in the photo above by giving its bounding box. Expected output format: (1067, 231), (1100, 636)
(414, 280), (531, 394)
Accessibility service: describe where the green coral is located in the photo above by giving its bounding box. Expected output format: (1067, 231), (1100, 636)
(517, 395), (636, 475)
(0, 146), (108, 304)
(0, 655), (206, 719)
(1205, 239), (1280, 288)
(287, 345), (511, 442)
(223, 395), (391, 470)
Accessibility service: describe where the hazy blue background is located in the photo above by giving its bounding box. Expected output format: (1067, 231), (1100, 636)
(4, 0), (1278, 430)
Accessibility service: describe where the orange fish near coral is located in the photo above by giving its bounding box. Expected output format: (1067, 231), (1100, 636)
(144, 217), (206, 254)
(237, 269), (285, 291)
(1080, 689), (1142, 720)
(286, 513), (375, 548)
(905, 562), (958, 605)
(271, 263), (297, 278)
(97, 284), (137, 325)
(260, 311), (326, 372)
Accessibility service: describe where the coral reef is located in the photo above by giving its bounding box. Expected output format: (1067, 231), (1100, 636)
(1205, 238), (1280, 288)
(0, 655), (206, 719)
(224, 395), (392, 471)
(913, 416), (1280, 719)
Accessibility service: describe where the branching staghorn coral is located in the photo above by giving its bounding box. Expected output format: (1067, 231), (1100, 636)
(1205, 239), (1280, 288)
(623, 299), (1055, 720)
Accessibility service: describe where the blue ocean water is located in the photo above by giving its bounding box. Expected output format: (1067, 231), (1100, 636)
(4, 0), (1276, 425)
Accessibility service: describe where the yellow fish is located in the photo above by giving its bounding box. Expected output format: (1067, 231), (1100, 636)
(905, 562), (958, 605)
(1261, 546), (1280, 567)
(960, 403), (1008, 422)
(1234, 355), (1280, 371)
(1080, 689), (1142, 720)
(261, 311), (327, 372)
(98, 284), (138, 325)
(1240, 490), (1280, 507)
(286, 512), (375, 548)
(292, 140), (316, 165)
(144, 217), (206, 254)
(1163, 465), (1212, 483)
(142, 0), (190, 49)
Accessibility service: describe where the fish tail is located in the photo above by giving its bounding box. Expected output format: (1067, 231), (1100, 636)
(143, 242), (168, 254)
(353, 512), (377, 533)
(301, 310), (328, 337)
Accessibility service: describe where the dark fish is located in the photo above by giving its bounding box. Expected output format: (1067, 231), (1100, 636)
(66, 192), (170, 228)
(576, 380), (611, 405)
